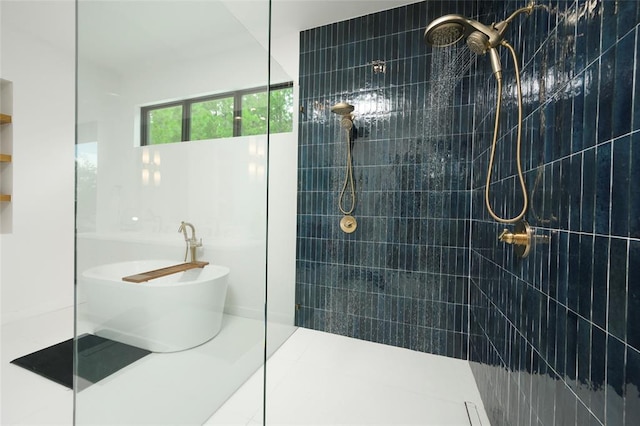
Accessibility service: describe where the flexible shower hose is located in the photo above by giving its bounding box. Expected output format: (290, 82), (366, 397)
(484, 40), (528, 223)
(338, 124), (356, 215)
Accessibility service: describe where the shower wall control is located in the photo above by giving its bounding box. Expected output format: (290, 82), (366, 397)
(498, 220), (550, 258)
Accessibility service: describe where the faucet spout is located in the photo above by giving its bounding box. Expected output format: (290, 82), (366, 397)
(178, 221), (202, 262)
(178, 221), (195, 240)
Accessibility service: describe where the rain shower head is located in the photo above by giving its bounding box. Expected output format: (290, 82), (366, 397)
(424, 3), (536, 54)
(424, 14), (506, 79)
(331, 102), (355, 116)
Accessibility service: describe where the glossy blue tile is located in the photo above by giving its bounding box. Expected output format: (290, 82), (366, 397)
(590, 325), (606, 422)
(617, 1), (638, 40)
(598, 48), (615, 144)
(612, 33), (634, 139)
(611, 136), (631, 237)
(601, 0), (617, 52)
(635, 28), (640, 132)
(568, 153), (583, 231)
(556, 231), (570, 306)
(629, 132), (640, 238)
(608, 238), (628, 341)
(626, 346), (640, 426)
(594, 143), (612, 235)
(581, 148), (596, 232)
(567, 232), (580, 312)
(582, 63), (599, 149)
(566, 310), (578, 386)
(577, 316), (592, 401)
(585, 0), (602, 65)
(556, 304), (568, 376)
(607, 336), (625, 425)
(627, 240), (640, 351)
(578, 233), (593, 320)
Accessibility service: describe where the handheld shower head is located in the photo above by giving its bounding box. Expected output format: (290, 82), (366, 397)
(466, 30), (490, 54)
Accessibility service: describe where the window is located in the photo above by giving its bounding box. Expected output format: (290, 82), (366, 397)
(141, 83), (293, 146)
(241, 85), (294, 136)
(146, 104), (183, 145)
(190, 97), (234, 141)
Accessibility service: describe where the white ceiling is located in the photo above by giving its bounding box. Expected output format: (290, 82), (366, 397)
(74, 0), (420, 74)
(2, 0), (421, 78)
(272, 0), (419, 36)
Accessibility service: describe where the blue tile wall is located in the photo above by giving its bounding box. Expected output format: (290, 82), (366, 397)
(467, 1), (640, 425)
(296, 0), (640, 424)
(295, 0), (478, 358)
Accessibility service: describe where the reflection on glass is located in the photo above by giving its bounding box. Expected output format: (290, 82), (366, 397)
(75, 141), (97, 233)
(76, 0), (296, 423)
(241, 86), (294, 136)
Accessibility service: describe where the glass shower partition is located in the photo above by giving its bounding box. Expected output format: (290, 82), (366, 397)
(74, 0), (276, 423)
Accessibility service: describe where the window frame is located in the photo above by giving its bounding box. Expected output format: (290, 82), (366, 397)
(140, 82), (293, 146)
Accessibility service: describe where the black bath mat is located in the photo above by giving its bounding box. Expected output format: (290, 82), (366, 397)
(10, 334), (151, 390)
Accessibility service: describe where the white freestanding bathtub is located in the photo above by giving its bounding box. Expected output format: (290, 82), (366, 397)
(80, 260), (229, 352)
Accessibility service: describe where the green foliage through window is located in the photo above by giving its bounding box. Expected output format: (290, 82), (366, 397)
(190, 97), (234, 141)
(141, 83), (293, 146)
(241, 87), (294, 136)
(148, 105), (183, 145)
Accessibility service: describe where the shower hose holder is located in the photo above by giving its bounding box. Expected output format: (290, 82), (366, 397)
(340, 215), (357, 234)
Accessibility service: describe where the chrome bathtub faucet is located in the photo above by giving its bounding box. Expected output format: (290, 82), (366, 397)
(178, 221), (202, 262)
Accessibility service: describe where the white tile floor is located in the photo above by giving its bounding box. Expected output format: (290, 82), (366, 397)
(1, 307), (74, 425)
(207, 328), (491, 426)
(3, 308), (490, 425)
(2, 306), (292, 425)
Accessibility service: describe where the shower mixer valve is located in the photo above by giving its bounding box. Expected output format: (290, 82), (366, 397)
(498, 229), (529, 245)
(498, 220), (532, 258)
(498, 220), (550, 258)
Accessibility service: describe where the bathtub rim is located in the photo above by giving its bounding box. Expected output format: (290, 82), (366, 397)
(81, 259), (230, 288)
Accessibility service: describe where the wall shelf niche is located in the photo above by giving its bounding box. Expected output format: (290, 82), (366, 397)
(1, 78), (13, 232)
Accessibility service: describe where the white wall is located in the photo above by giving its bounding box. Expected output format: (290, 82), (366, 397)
(76, 19), (299, 324)
(0, 0), (301, 327)
(0, 1), (75, 324)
